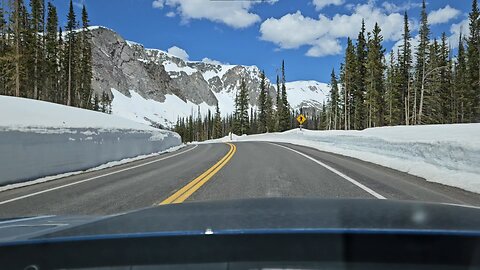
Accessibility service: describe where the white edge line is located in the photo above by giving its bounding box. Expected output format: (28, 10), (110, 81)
(0, 145), (199, 206)
(0, 215), (55, 225)
(271, 143), (386, 200)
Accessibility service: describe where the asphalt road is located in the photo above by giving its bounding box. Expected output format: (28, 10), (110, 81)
(0, 141), (479, 218)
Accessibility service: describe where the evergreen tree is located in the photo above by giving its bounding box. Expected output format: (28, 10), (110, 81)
(415, 0), (430, 124)
(65, 0), (77, 106)
(265, 87), (275, 132)
(29, 0), (44, 100)
(454, 34), (469, 123)
(328, 69), (340, 129)
(0, 3), (8, 96)
(340, 38), (356, 130)
(257, 70), (267, 133)
(278, 60), (290, 131)
(353, 19), (367, 129)
(80, 5), (92, 109)
(233, 79), (249, 135)
(365, 23), (386, 127)
(466, 0), (480, 121)
(45, 2), (59, 103)
(213, 104), (222, 139)
(275, 74), (281, 131)
(399, 11), (412, 125)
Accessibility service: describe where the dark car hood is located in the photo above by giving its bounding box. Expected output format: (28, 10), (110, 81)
(1, 198), (480, 242)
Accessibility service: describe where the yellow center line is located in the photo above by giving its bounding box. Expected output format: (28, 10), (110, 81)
(159, 143), (236, 205)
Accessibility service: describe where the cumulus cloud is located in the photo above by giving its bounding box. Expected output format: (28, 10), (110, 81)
(260, 3), (404, 57)
(166, 11), (176, 18)
(152, 0), (261, 29)
(428, 5), (460, 25)
(312, 0), (345, 11)
(167, 46), (189, 61)
(202, 57), (228, 65)
(381, 1), (422, 13)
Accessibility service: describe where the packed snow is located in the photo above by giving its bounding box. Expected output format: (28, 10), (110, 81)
(202, 124), (480, 194)
(0, 95), (159, 132)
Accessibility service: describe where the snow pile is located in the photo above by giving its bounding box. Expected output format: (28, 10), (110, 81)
(0, 95), (182, 186)
(0, 95), (161, 132)
(207, 124), (480, 193)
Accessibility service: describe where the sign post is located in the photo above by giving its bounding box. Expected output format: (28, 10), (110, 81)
(296, 114), (306, 131)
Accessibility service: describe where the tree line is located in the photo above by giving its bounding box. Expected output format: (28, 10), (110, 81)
(0, 0), (111, 112)
(326, 0), (480, 130)
(174, 61), (307, 142)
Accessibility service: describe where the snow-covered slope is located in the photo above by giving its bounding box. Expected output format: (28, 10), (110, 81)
(203, 124), (480, 194)
(89, 27), (329, 128)
(286, 81), (329, 110)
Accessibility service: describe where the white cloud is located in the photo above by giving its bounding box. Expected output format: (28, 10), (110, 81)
(312, 0), (345, 11)
(167, 46), (189, 61)
(166, 11), (176, 18)
(449, 18), (469, 48)
(260, 3), (404, 57)
(306, 38), (342, 57)
(428, 5), (460, 25)
(153, 0), (261, 29)
(381, 1), (422, 13)
(152, 0), (164, 9)
(202, 57), (228, 65)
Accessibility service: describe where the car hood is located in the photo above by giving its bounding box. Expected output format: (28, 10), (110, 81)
(1, 198), (480, 242)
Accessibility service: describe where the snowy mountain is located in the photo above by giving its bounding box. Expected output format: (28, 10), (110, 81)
(89, 27), (329, 127)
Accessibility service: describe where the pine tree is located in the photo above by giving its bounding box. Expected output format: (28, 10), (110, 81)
(415, 0), (430, 124)
(0, 3), (8, 96)
(328, 69), (340, 129)
(65, 0), (77, 106)
(257, 70), (267, 133)
(213, 104), (222, 138)
(353, 19), (367, 129)
(278, 60), (290, 131)
(29, 0), (44, 100)
(365, 23), (386, 127)
(234, 79), (249, 135)
(340, 38), (356, 130)
(466, 0), (480, 121)
(45, 2), (59, 103)
(265, 87), (275, 132)
(399, 11), (413, 125)
(454, 34), (469, 123)
(80, 5), (92, 109)
(275, 74), (281, 131)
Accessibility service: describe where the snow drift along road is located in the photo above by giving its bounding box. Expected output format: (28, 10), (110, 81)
(0, 95), (182, 186)
(205, 124), (480, 194)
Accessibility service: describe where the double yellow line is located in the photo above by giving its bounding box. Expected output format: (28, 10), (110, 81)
(159, 143), (236, 205)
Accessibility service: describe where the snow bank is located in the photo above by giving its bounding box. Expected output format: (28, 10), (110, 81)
(0, 95), (182, 186)
(204, 124), (480, 193)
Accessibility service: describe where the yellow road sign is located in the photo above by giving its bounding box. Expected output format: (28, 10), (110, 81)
(296, 114), (306, 125)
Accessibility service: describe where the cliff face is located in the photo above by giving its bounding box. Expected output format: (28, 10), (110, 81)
(89, 27), (328, 127)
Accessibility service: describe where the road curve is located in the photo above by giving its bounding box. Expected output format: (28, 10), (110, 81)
(0, 141), (479, 218)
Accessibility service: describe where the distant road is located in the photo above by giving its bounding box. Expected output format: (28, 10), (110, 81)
(0, 142), (479, 217)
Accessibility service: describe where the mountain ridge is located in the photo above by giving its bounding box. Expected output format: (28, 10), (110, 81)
(89, 26), (329, 127)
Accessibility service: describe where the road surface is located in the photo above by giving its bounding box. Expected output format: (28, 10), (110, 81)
(0, 142), (479, 217)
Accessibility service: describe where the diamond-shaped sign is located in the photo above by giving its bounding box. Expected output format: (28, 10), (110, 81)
(296, 114), (306, 125)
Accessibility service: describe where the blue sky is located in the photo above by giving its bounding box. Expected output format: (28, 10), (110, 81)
(51, 0), (472, 83)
